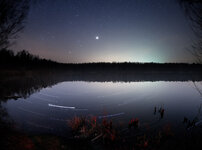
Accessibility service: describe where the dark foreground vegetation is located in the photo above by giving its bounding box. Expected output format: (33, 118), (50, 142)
(1, 108), (202, 150)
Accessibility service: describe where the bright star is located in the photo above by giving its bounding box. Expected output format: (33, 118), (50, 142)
(95, 36), (99, 40)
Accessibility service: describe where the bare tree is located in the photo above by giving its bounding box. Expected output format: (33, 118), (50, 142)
(0, 0), (29, 49)
(179, 0), (202, 63)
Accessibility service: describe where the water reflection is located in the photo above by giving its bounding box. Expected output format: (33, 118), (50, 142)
(0, 73), (67, 101)
(0, 72), (202, 138)
(3, 83), (202, 135)
(0, 71), (202, 101)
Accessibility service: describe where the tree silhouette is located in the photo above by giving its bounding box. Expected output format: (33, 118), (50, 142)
(0, 0), (29, 49)
(179, 0), (202, 63)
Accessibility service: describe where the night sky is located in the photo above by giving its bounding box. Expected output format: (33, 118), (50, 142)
(13, 0), (195, 63)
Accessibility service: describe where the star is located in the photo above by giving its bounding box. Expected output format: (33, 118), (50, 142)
(95, 36), (99, 40)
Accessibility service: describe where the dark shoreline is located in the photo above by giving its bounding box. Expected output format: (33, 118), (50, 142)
(1, 68), (202, 82)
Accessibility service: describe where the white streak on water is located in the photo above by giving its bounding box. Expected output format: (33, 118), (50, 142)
(48, 104), (75, 109)
(48, 104), (88, 111)
(98, 112), (125, 119)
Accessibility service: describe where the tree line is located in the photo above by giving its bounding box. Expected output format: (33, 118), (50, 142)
(0, 49), (201, 73)
(0, 49), (60, 69)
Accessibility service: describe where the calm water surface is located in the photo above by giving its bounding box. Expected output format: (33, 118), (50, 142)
(3, 81), (202, 135)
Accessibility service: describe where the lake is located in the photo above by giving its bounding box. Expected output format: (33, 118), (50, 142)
(3, 80), (202, 136)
